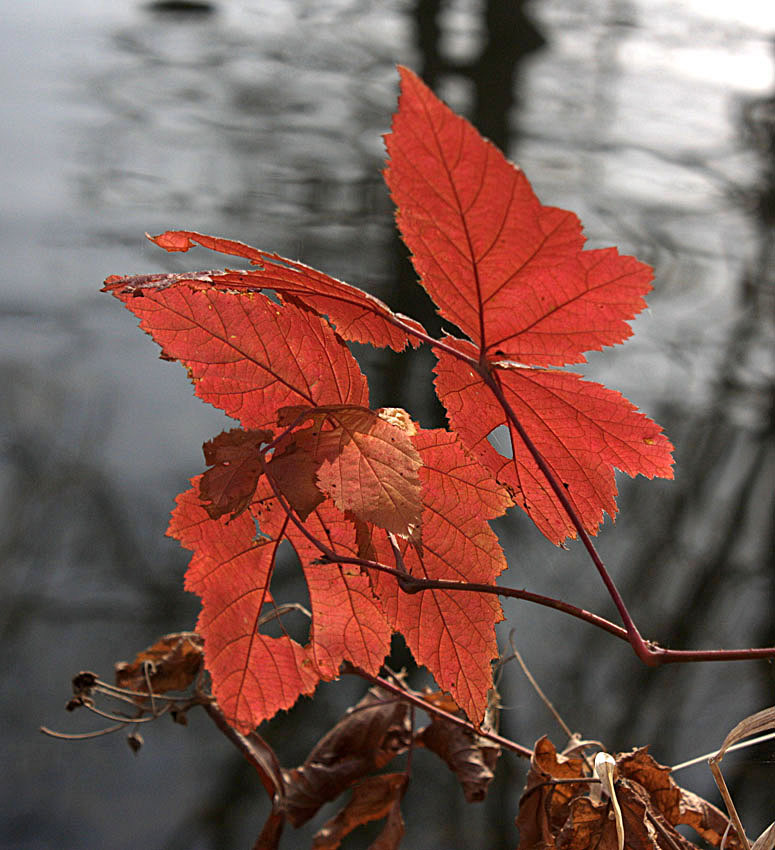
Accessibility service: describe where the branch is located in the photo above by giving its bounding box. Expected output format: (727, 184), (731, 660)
(328, 553), (630, 642)
(328, 554), (774, 664)
(481, 371), (775, 665)
(202, 699), (286, 801)
(341, 662), (533, 759)
(260, 467), (632, 642)
(481, 368), (656, 664)
(260, 456), (775, 664)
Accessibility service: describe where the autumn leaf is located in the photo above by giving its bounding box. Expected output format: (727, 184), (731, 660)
(515, 738), (744, 850)
(170, 472), (394, 730)
(199, 427), (272, 520)
(314, 407), (422, 538)
(434, 340), (673, 542)
(115, 632), (203, 695)
(416, 690), (500, 802)
(385, 66), (673, 543)
(105, 229), (426, 352)
(266, 423), (335, 519)
(105, 65), (678, 739)
(369, 427), (509, 722)
(103, 281), (369, 432)
(311, 773), (407, 850)
(384, 67), (652, 365)
(264, 495), (393, 682)
(515, 736), (591, 849)
(169, 483), (319, 731)
(267, 405), (422, 536)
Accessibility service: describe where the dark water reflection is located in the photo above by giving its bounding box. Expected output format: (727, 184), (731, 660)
(2, 1), (773, 848)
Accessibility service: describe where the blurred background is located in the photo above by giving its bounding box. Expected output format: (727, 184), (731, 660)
(1, 1), (773, 847)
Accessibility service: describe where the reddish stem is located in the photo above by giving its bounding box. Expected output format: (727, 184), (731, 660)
(322, 552), (774, 663)
(261, 468), (775, 664)
(480, 369), (656, 664)
(321, 551), (629, 642)
(341, 663), (533, 759)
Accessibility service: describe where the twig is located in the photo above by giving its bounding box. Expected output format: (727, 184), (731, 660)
(341, 662), (533, 759)
(506, 631), (574, 740)
(82, 702), (169, 725)
(261, 459), (775, 663)
(671, 731), (775, 772)
(386, 317), (775, 665)
(40, 724), (128, 740)
(708, 758), (751, 850)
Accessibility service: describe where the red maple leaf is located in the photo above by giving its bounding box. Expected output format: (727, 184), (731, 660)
(102, 281), (369, 431)
(168, 483), (318, 728)
(367, 427), (510, 722)
(384, 67), (674, 543)
(267, 405), (422, 538)
(104, 230), (425, 352)
(170, 479), (393, 731)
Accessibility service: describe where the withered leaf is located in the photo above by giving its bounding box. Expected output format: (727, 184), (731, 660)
(515, 736), (591, 850)
(115, 632), (203, 695)
(515, 739), (744, 850)
(368, 795), (406, 850)
(715, 705), (775, 760)
(282, 686), (411, 827)
(678, 788), (750, 848)
(199, 427), (272, 520)
(751, 822), (775, 850)
(616, 749), (744, 849)
(416, 690), (500, 803)
(311, 773), (407, 850)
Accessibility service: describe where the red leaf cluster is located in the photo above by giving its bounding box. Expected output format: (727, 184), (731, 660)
(104, 66), (673, 729)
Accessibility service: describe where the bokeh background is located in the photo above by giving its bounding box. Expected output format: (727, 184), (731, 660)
(1, 1), (773, 848)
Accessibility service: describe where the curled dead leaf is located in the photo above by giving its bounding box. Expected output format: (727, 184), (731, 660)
(282, 686), (411, 827)
(115, 632), (203, 696)
(311, 773), (407, 850)
(416, 690), (500, 803)
(515, 738), (744, 850)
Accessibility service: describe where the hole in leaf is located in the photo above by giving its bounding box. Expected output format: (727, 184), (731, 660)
(258, 541), (310, 644)
(486, 425), (513, 459)
(251, 514), (272, 543)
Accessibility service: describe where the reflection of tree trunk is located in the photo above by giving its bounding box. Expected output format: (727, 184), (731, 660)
(415, 0), (443, 90)
(471, 0), (545, 151)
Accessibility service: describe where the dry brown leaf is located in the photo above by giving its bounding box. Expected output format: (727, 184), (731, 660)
(515, 737), (590, 850)
(715, 707), (775, 760)
(368, 795), (406, 850)
(751, 822), (775, 850)
(311, 773), (406, 850)
(679, 788), (748, 847)
(115, 632), (203, 695)
(514, 738), (744, 850)
(708, 706), (775, 850)
(282, 687), (411, 827)
(416, 690), (500, 802)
